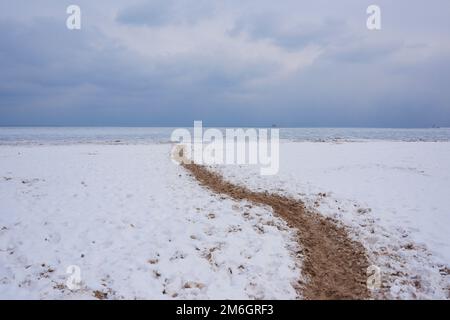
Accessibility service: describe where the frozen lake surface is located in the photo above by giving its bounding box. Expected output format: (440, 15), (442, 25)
(1, 127), (450, 145)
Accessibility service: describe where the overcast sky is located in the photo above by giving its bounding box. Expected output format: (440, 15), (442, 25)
(0, 0), (449, 127)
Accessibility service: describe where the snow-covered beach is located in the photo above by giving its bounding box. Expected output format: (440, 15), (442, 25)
(0, 130), (449, 299)
(213, 141), (450, 299)
(2, 0), (450, 305)
(0, 144), (298, 299)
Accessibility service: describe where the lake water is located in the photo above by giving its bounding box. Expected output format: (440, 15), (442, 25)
(1, 127), (450, 145)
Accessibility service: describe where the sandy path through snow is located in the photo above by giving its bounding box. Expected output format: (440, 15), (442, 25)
(182, 162), (370, 299)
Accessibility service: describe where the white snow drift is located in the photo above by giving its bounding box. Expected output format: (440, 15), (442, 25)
(0, 144), (298, 299)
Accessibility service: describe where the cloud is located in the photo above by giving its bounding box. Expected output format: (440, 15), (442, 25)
(0, 0), (450, 127)
(0, 15), (279, 126)
(229, 14), (348, 50)
(322, 38), (404, 64)
(116, 0), (214, 27)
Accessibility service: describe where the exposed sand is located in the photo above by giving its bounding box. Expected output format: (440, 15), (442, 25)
(183, 161), (370, 299)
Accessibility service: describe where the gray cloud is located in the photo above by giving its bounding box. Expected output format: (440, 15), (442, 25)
(0, 0), (450, 127)
(229, 14), (348, 50)
(0, 15), (274, 126)
(116, 0), (214, 27)
(322, 39), (403, 63)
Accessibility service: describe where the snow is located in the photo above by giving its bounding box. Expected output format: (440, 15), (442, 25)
(0, 144), (299, 299)
(1, 141), (449, 299)
(212, 141), (450, 299)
